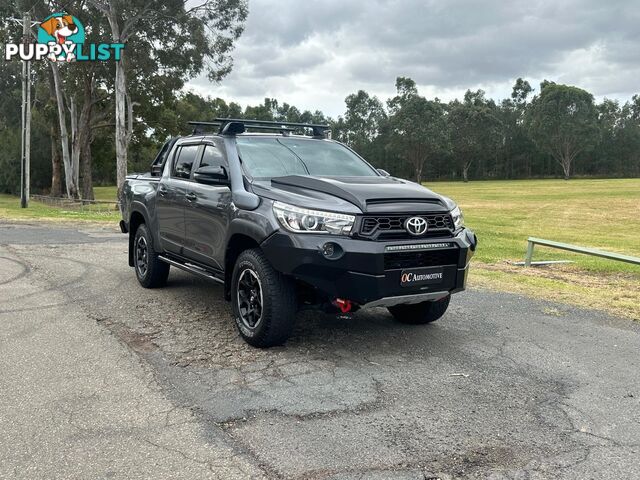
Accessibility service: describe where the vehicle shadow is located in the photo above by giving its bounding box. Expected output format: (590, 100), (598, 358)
(153, 269), (472, 370)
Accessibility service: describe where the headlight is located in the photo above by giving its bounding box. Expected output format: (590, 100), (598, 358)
(273, 201), (355, 235)
(450, 205), (464, 229)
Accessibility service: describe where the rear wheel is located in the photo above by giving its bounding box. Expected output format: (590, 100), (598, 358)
(133, 223), (170, 288)
(231, 248), (297, 348)
(388, 295), (450, 324)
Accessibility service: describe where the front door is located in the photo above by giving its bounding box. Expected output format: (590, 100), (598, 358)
(156, 143), (200, 255)
(183, 142), (231, 271)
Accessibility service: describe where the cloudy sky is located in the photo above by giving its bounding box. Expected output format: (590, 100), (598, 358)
(185, 0), (640, 117)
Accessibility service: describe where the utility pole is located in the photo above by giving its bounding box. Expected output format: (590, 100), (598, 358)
(20, 12), (32, 208)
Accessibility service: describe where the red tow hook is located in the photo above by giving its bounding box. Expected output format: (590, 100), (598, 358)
(333, 298), (353, 314)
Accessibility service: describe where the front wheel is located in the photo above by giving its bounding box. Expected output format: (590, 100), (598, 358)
(388, 295), (451, 324)
(231, 248), (297, 348)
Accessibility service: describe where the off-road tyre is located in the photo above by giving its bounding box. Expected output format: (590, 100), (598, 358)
(231, 248), (297, 348)
(388, 295), (451, 324)
(133, 223), (170, 288)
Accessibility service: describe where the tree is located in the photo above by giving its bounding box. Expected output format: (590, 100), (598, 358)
(387, 78), (448, 183)
(448, 90), (502, 182)
(494, 79), (535, 179)
(614, 96), (640, 177)
(342, 90), (386, 154)
(511, 78), (533, 105)
(49, 63), (78, 198)
(527, 83), (599, 179)
(0, 29), (23, 195)
(89, 0), (248, 193)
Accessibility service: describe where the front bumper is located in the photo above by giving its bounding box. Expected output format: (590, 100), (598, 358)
(261, 228), (477, 306)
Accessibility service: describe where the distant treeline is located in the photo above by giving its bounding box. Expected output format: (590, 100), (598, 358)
(1, 74), (639, 197)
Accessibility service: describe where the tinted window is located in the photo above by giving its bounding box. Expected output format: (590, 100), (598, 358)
(173, 145), (199, 179)
(236, 137), (377, 179)
(199, 145), (226, 169)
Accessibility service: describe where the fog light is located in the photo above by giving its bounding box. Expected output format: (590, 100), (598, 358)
(320, 242), (343, 260)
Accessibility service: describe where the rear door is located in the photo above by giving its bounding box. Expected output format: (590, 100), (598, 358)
(183, 140), (231, 270)
(156, 143), (202, 255)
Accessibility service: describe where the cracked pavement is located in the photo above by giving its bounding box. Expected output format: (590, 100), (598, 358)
(0, 222), (639, 479)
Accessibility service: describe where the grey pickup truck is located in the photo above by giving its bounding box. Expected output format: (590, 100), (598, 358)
(119, 118), (477, 347)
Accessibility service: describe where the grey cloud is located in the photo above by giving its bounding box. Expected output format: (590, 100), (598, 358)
(185, 0), (640, 116)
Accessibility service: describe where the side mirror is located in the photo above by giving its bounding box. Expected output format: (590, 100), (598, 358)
(377, 168), (391, 177)
(194, 165), (229, 185)
(151, 164), (163, 176)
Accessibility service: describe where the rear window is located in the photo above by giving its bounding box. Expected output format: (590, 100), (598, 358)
(236, 137), (378, 179)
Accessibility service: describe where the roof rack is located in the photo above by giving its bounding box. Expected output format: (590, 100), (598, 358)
(187, 118), (331, 138)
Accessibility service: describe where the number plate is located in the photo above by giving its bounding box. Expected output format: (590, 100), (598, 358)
(400, 267), (444, 287)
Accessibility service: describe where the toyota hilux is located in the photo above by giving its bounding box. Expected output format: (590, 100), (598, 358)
(119, 118), (477, 347)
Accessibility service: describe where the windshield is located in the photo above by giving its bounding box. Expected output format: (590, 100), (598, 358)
(236, 137), (378, 179)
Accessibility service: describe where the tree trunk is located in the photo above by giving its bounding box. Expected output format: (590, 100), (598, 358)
(80, 137), (94, 200)
(78, 75), (94, 200)
(70, 96), (81, 190)
(114, 57), (128, 194)
(412, 148), (423, 184)
(48, 69), (63, 197)
(560, 157), (571, 180)
(463, 160), (473, 183)
(95, 2), (129, 195)
(49, 125), (63, 197)
(50, 62), (78, 198)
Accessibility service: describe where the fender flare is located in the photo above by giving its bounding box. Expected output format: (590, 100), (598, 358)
(223, 217), (276, 299)
(225, 217), (272, 247)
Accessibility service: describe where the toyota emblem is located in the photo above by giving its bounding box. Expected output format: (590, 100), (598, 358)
(405, 216), (428, 236)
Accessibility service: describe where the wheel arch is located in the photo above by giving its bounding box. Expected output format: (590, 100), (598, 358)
(224, 233), (260, 300)
(128, 206), (150, 267)
(224, 217), (275, 299)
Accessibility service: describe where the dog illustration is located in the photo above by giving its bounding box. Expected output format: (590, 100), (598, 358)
(40, 15), (78, 62)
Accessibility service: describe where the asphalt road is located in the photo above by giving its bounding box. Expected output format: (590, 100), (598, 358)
(1, 222), (638, 479)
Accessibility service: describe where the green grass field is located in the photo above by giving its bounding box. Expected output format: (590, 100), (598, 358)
(429, 178), (640, 273)
(1, 179), (638, 318)
(0, 186), (120, 222)
(428, 178), (640, 319)
(93, 186), (118, 202)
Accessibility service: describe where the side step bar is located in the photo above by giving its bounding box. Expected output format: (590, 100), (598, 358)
(158, 255), (224, 284)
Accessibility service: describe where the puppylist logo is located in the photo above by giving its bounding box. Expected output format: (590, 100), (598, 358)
(4, 12), (124, 62)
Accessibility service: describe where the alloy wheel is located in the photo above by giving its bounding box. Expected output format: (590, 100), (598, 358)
(135, 235), (148, 277)
(237, 268), (263, 329)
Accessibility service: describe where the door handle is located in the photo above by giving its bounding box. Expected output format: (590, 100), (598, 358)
(185, 192), (197, 202)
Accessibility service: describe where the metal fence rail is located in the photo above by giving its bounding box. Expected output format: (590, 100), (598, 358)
(525, 236), (640, 267)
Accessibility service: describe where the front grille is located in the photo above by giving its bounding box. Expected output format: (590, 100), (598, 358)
(360, 214), (454, 239)
(384, 249), (459, 270)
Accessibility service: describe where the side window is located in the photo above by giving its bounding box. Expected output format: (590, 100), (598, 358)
(199, 144), (226, 169)
(173, 145), (199, 179)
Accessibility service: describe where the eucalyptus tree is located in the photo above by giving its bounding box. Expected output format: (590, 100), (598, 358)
(342, 90), (386, 152)
(526, 82), (599, 180)
(88, 0), (248, 193)
(496, 78), (535, 178)
(448, 90), (502, 182)
(387, 77), (448, 183)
